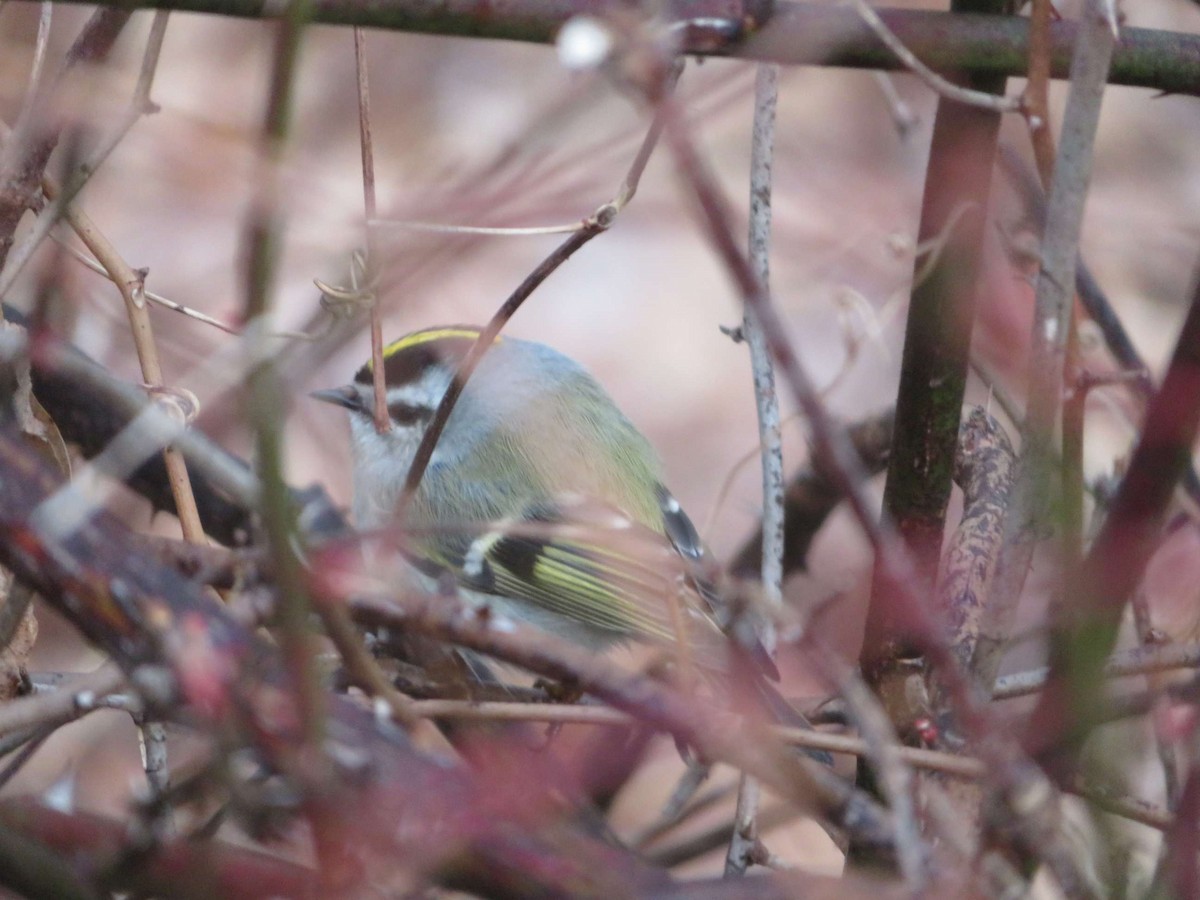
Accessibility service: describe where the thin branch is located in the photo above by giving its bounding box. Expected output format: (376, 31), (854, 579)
(354, 26), (389, 435)
(729, 408), (894, 579)
(648, 803), (800, 870)
(649, 46), (1095, 899)
(0, 9), (160, 299)
(0, 6), (133, 272)
(22, 323), (271, 543)
(993, 641), (1200, 700)
(819, 648), (928, 886)
(1024, 0), (1057, 185)
(52, 236), (241, 334)
(1131, 588), (1182, 808)
(848, 0), (1019, 113)
(1023, 252), (1200, 754)
(345, 586), (898, 851)
(370, 219), (584, 235)
(972, 0), (1115, 691)
(396, 83), (674, 509)
(1068, 778), (1173, 832)
(725, 60), (782, 880)
(6, 3), (54, 164)
(396, 224), (601, 510)
(242, 3), (325, 750)
(399, 697), (980, 776)
(0, 665), (125, 737)
(870, 71), (920, 137)
(744, 62), (784, 627)
(725, 773), (761, 877)
(54, 178), (206, 546)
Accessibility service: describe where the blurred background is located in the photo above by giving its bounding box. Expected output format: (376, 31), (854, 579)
(2, 0), (1200, 878)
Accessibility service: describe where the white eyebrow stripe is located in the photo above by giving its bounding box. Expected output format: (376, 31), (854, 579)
(384, 385), (437, 409)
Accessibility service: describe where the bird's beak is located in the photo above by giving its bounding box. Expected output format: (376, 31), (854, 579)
(310, 384), (364, 413)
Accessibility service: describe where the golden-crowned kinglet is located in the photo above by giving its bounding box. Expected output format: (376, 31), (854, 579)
(314, 326), (833, 762)
(313, 325), (772, 675)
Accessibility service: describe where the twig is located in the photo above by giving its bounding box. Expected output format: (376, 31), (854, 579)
(729, 408), (894, 579)
(819, 646), (928, 887)
(743, 62), (784, 630)
(993, 641), (1200, 700)
(0, 9), (158, 299)
(634, 781), (735, 849)
(725, 61), (782, 880)
(725, 772), (761, 877)
(648, 46), (1095, 898)
(242, 5), (325, 750)
(311, 23), (453, 749)
(396, 77), (673, 509)
(58, 169), (205, 546)
(1023, 254), (1200, 756)
(369, 219), (583, 236)
(997, 144), (1200, 512)
(353, 26), (389, 435)
(1131, 588), (1182, 808)
(0, 665), (125, 737)
(51, 236), (240, 334)
(345, 585), (898, 851)
(1068, 778), (1173, 832)
(972, 0), (1115, 691)
(995, 146), (1148, 387)
(649, 35), (962, 715)
(870, 72), (919, 138)
(316, 594), (450, 751)
(6, 3), (54, 167)
(22, 323), (271, 543)
(1024, 0), (1057, 187)
(848, 0), (1019, 113)
(646, 802), (799, 869)
(862, 0), (1011, 697)
(399, 697), (980, 776)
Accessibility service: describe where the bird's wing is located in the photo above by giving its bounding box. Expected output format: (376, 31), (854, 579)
(655, 484), (780, 680)
(456, 496), (725, 652)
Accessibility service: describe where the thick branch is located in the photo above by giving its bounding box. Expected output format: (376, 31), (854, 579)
(863, 0), (1007, 675)
(22, 2), (1200, 96)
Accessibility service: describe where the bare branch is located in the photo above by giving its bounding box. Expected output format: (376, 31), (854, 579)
(973, 0), (1116, 691)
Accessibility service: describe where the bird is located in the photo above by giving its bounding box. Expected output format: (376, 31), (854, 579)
(311, 325), (826, 748)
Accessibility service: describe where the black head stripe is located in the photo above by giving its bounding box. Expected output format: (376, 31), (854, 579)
(354, 326), (488, 387)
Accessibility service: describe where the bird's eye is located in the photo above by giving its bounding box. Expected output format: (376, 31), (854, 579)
(388, 401), (430, 425)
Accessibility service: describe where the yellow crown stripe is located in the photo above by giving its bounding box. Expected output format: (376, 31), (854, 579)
(369, 327), (501, 371)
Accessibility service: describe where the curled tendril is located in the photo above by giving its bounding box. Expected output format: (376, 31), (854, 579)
(314, 249), (379, 320)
